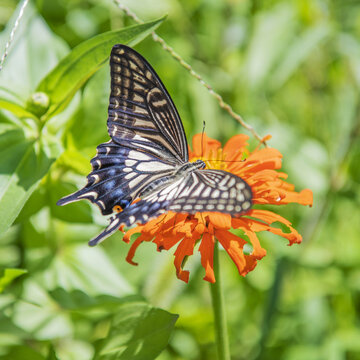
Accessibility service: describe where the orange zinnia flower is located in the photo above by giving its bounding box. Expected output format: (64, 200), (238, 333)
(120, 134), (313, 283)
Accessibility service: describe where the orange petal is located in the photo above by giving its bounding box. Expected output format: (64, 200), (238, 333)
(123, 225), (144, 243)
(126, 233), (152, 265)
(247, 148), (283, 163)
(191, 133), (221, 158)
(207, 212), (232, 229)
(199, 233), (215, 282)
(243, 228), (267, 258)
(237, 210), (303, 245)
(223, 134), (249, 161)
(142, 213), (168, 234)
(173, 235), (199, 283)
(280, 188), (313, 206)
(247, 209), (292, 226)
(215, 229), (247, 275)
(154, 233), (184, 251)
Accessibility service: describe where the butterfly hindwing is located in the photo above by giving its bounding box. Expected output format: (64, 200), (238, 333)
(169, 170), (252, 213)
(108, 44), (188, 162)
(88, 171), (252, 246)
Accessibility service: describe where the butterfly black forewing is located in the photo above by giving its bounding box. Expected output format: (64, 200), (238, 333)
(57, 45), (189, 213)
(107, 44), (188, 162)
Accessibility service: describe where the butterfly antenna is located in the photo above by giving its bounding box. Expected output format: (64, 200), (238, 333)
(201, 120), (206, 159)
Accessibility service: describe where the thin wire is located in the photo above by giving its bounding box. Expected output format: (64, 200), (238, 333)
(0, 0), (30, 72)
(113, 0), (267, 147)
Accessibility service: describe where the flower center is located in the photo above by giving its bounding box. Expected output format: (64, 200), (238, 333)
(191, 148), (228, 171)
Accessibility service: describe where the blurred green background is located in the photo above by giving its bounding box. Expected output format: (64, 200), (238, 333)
(0, 0), (359, 359)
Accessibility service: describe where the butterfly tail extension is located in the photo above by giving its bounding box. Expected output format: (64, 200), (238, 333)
(57, 191), (82, 207)
(88, 216), (122, 246)
(88, 198), (171, 246)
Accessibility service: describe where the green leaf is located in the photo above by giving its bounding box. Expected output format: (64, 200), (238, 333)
(0, 346), (46, 360)
(0, 98), (38, 121)
(42, 245), (133, 296)
(14, 184), (47, 224)
(94, 303), (178, 360)
(48, 181), (93, 223)
(57, 147), (91, 176)
(11, 280), (73, 340)
(49, 287), (142, 311)
(0, 268), (27, 293)
(0, 130), (62, 234)
(270, 23), (330, 89)
(15, 176), (93, 225)
(68, 65), (110, 150)
(37, 18), (165, 119)
(46, 345), (59, 360)
(243, 3), (296, 88)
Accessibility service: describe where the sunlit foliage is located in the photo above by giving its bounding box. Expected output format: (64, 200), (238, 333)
(0, 0), (359, 359)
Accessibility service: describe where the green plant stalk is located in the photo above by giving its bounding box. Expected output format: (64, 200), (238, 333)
(210, 240), (231, 360)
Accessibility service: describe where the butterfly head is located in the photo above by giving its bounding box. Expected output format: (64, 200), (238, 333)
(193, 159), (206, 170)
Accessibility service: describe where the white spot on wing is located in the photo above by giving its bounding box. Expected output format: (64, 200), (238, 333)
(166, 187), (178, 200)
(107, 218), (121, 231)
(244, 189), (251, 199)
(111, 125), (118, 137)
(125, 159), (137, 167)
(133, 93), (143, 102)
(171, 204), (181, 210)
(78, 191), (98, 200)
(202, 187), (211, 198)
(91, 174), (100, 184)
(236, 182), (245, 190)
(98, 200), (105, 209)
(128, 150), (152, 161)
(237, 193), (245, 202)
(228, 178), (236, 187)
(219, 175), (230, 186)
(136, 161), (174, 172)
(128, 175), (147, 189)
(230, 188), (237, 198)
(124, 172), (136, 180)
(242, 201), (251, 210)
(191, 183), (205, 197)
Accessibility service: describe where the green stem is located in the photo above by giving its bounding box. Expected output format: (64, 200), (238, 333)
(210, 240), (231, 360)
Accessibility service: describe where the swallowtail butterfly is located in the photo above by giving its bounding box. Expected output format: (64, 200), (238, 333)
(57, 45), (252, 246)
